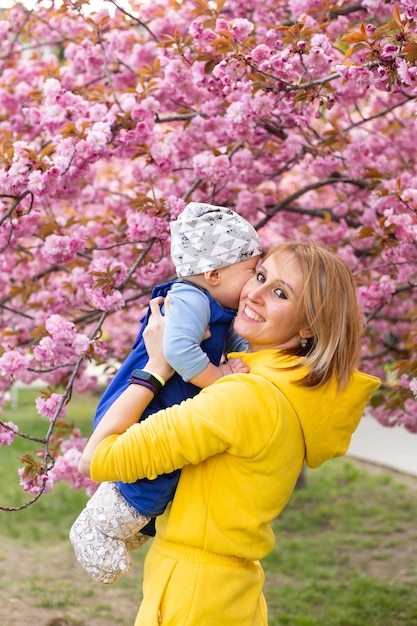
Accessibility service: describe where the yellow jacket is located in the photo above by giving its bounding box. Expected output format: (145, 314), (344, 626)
(91, 349), (380, 561)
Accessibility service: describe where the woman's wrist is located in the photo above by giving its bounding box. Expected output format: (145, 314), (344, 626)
(128, 370), (164, 394)
(144, 359), (174, 383)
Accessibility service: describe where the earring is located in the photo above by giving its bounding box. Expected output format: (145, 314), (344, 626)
(300, 337), (308, 348)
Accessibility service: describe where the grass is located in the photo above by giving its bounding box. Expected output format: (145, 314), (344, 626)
(265, 461), (417, 625)
(1, 388), (417, 625)
(0, 387), (96, 542)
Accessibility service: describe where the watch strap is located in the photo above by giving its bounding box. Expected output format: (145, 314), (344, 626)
(128, 369), (164, 394)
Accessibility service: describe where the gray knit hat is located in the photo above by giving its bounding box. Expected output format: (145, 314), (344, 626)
(170, 202), (262, 278)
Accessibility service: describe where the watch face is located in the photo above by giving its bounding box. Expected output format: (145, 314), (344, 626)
(131, 369), (153, 382)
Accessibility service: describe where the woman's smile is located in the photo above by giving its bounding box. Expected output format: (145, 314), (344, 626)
(242, 304), (264, 323)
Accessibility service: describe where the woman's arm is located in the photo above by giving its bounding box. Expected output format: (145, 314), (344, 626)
(88, 373), (276, 484)
(78, 297), (174, 477)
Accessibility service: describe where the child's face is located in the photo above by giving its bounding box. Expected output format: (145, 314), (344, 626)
(216, 255), (261, 310)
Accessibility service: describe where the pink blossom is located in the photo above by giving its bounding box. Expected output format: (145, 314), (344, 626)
(211, 155), (231, 183)
(33, 314), (91, 365)
(86, 286), (125, 312)
(0, 350), (27, 376)
(252, 44), (272, 64)
(126, 211), (169, 241)
(384, 208), (417, 243)
(135, 258), (174, 287)
(33, 336), (56, 367)
(396, 58), (417, 86)
(35, 393), (67, 420)
(18, 468), (54, 495)
(8, 158), (30, 187)
(60, 428), (87, 453)
(402, 412), (417, 433)
(86, 121), (112, 148)
(230, 18), (253, 43)
(45, 314), (76, 340)
(42, 77), (61, 96)
(165, 196), (186, 220)
(192, 152), (232, 184)
(150, 135), (179, 171)
(128, 115), (155, 145)
(0, 19), (10, 40)
(89, 259), (128, 287)
(72, 372), (98, 394)
(27, 169), (47, 193)
(379, 44), (399, 63)
(76, 137), (108, 161)
(235, 190), (264, 220)
(403, 0), (417, 19)
(215, 18), (229, 31)
(357, 277), (396, 313)
(287, 0), (322, 19)
(65, 39), (104, 75)
(189, 20), (218, 51)
(73, 334), (92, 356)
(50, 447), (94, 490)
(0, 420), (19, 446)
(335, 65), (373, 90)
(371, 65), (390, 91)
(42, 232), (86, 263)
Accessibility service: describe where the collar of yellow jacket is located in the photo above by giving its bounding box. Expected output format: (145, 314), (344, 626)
(228, 349), (381, 468)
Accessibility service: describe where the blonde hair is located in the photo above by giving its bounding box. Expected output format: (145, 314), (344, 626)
(264, 241), (364, 390)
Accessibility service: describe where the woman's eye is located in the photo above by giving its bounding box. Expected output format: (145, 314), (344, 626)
(274, 288), (287, 299)
(256, 271), (265, 283)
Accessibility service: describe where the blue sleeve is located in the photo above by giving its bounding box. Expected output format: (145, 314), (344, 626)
(224, 324), (248, 353)
(163, 282), (211, 381)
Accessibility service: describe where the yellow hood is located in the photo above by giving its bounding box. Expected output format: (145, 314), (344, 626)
(228, 350), (381, 468)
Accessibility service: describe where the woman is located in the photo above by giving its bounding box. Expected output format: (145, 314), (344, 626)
(79, 241), (380, 626)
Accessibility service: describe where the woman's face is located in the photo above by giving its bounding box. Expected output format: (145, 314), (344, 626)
(234, 251), (307, 352)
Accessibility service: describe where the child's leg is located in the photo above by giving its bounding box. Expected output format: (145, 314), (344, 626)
(90, 481), (150, 540)
(70, 482), (151, 584)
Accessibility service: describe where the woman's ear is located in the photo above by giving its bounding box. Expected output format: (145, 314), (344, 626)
(299, 327), (314, 340)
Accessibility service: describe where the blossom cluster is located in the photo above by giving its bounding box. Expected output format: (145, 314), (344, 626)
(1, 0), (417, 504)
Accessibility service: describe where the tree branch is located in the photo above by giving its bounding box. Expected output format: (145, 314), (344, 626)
(255, 175), (372, 229)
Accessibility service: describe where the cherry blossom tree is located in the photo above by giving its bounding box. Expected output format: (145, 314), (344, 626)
(1, 0), (417, 508)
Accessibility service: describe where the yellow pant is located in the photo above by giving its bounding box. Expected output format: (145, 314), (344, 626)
(135, 537), (268, 626)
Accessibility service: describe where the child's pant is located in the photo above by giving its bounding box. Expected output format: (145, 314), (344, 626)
(69, 481), (151, 584)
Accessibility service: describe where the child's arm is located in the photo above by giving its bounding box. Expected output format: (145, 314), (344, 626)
(163, 283), (247, 388)
(189, 357), (249, 388)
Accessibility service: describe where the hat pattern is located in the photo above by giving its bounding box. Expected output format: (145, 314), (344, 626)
(170, 202), (262, 278)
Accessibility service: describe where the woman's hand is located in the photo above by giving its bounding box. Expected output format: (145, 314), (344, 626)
(143, 296), (175, 382)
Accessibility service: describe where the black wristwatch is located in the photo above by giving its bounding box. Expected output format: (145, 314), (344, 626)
(127, 369), (164, 395)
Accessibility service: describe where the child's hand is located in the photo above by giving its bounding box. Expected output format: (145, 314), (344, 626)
(219, 358), (249, 376)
